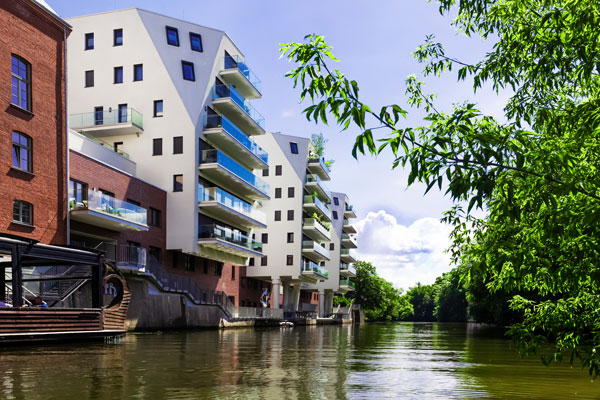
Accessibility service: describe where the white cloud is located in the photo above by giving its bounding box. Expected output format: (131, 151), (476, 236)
(354, 210), (454, 291)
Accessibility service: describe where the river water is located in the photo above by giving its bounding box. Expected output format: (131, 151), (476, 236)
(0, 323), (598, 399)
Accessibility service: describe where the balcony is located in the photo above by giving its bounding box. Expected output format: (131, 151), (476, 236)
(199, 149), (270, 200)
(203, 113), (268, 170)
(343, 218), (357, 234)
(339, 278), (356, 293)
(212, 83), (265, 136)
(341, 233), (358, 249)
(305, 174), (331, 202)
(69, 108), (143, 137)
(307, 157), (331, 181)
(303, 195), (332, 222)
(344, 204), (357, 219)
(301, 258), (329, 284)
(340, 262), (356, 278)
(340, 248), (357, 263)
(198, 224), (263, 258)
(219, 54), (261, 99)
(198, 186), (266, 230)
(69, 190), (148, 232)
(303, 218), (331, 242)
(302, 240), (330, 263)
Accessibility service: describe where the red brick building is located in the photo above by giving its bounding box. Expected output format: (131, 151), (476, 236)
(0, 0), (71, 244)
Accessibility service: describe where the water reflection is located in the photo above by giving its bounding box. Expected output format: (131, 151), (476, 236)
(0, 323), (597, 399)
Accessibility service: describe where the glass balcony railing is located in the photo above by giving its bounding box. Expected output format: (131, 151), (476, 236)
(306, 174), (331, 198)
(68, 189), (147, 225)
(340, 263), (356, 275)
(341, 248), (357, 259)
(200, 149), (270, 197)
(303, 195), (332, 220)
(342, 233), (357, 242)
(223, 55), (261, 93)
(302, 258), (329, 279)
(213, 83), (265, 129)
(198, 224), (262, 253)
(302, 240), (331, 260)
(308, 156), (330, 175)
(79, 131), (129, 159)
(340, 278), (355, 289)
(198, 185), (266, 225)
(204, 113), (268, 164)
(69, 108), (143, 130)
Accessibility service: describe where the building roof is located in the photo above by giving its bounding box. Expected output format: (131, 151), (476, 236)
(31, 0), (71, 28)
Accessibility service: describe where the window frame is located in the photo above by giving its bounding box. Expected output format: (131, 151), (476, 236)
(290, 142), (298, 154)
(275, 165), (282, 176)
(288, 187), (295, 198)
(287, 232), (294, 243)
(262, 169), (269, 177)
(261, 233), (268, 244)
(153, 100), (163, 117)
(274, 210), (281, 221)
(189, 32), (203, 52)
(149, 207), (161, 227)
(11, 55), (31, 111)
(85, 33), (94, 50)
(173, 174), (183, 192)
(13, 200), (33, 225)
(287, 210), (294, 221)
(286, 255), (293, 266)
(69, 179), (88, 205)
(333, 197), (339, 206)
(333, 211), (338, 220)
(153, 138), (163, 156)
(12, 131), (32, 173)
(113, 29), (123, 46)
(165, 26), (180, 46)
(85, 70), (94, 88)
(133, 64), (143, 81)
(261, 256), (267, 267)
(173, 136), (183, 154)
(275, 188), (282, 199)
(181, 61), (195, 81)
(114, 66), (123, 84)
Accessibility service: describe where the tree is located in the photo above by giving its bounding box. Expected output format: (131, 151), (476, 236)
(434, 269), (468, 322)
(310, 132), (335, 170)
(280, 0), (600, 376)
(406, 283), (436, 322)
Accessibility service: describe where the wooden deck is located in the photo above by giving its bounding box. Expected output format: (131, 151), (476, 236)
(0, 329), (125, 344)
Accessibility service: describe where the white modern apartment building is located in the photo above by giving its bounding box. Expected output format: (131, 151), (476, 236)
(65, 8), (269, 268)
(247, 132), (357, 312)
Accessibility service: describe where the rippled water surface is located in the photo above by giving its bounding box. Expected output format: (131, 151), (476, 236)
(1, 323), (598, 399)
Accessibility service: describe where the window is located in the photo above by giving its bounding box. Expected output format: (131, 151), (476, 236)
(261, 256), (267, 266)
(333, 211), (338, 220)
(12, 131), (31, 172)
(154, 100), (163, 117)
(173, 136), (183, 154)
(114, 29), (123, 46)
(85, 70), (95, 88)
(275, 165), (282, 176)
(330, 243), (334, 251)
(182, 61), (195, 81)
(94, 106), (103, 125)
(184, 254), (195, 271)
(290, 142), (298, 154)
(173, 174), (183, 192)
(153, 138), (163, 156)
(287, 232), (294, 243)
(189, 32), (203, 52)
(274, 210), (281, 221)
(333, 197), (339, 206)
(13, 200), (32, 225)
(133, 64), (143, 81)
(231, 266), (236, 280)
(85, 33), (94, 50)
(261, 233), (268, 244)
(262, 169), (269, 177)
(248, 258), (255, 267)
(149, 207), (161, 227)
(118, 104), (128, 123)
(149, 246), (161, 262)
(166, 26), (179, 46)
(69, 180), (87, 204)
(286, 255), (293, 265)
(11, 55), (30, 110)
(288, 187), (295, 198)
(287, 210), (294, 221)
(114, 66), (123, 84)
(275, 188), (282, 199)
(215, 262), (223, 276)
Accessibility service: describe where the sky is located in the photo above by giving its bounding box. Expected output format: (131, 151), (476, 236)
(49, 0), (505, 290)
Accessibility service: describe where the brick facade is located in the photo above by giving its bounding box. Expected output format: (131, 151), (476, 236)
(0, 1), (69, 244)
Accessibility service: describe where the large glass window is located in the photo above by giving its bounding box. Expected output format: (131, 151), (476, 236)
(12, 131), (31, 172)
(189, 32), (203, 52)
(94, 106), (103, 125)
(181, 61), (195, 81)
(68, 179), (87, 205)
(118, 104), (128, 123)
(113, 29), (123, 46)
(165, 26), (179, 46)
(13, 200), (32, 225)
(133, 64), (143, 81)
(85, 33), (94, 50)
(11, 55), (31, 110)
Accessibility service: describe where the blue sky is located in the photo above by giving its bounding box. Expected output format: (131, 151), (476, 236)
(49, 0), (503, 289)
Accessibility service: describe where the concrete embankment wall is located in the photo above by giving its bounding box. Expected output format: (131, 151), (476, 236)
(124, 276), (226, 331)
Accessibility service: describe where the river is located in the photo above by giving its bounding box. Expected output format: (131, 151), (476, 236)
(0, 323), (598, 399)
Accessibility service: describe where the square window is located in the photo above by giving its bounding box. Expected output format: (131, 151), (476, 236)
(261, 256), (267, 267)
(261, 233), (268, 244)
(333, 211), (338, 220)
(114, 66), (123, 84)
(153, 138), (163, 156)
(287, 210), (294, 221)
(166, 26), (179, 46)
(85, 70), (94, 87)
(287, 232), (294, 243)
(114, 29), (123, 46)
(275, 188), (282, 198)
(173, 174), (183, 192)
(275, 165), (282, 176)
(190, 32), (203, 52)
(286, 255), (293, 265)
(173, 136), (183, 154)
(13, 200), (32, 225)
(333, 197), (339, 206)
(262, 169), (269, 177)
(274, 210), (281, 221)
(182, 61), (195, 81)
(288, 187), (295, 198)
(133, 64), (143, 81)
(85, 33), (94, 50)
(290, 142), (298, 154)
(154, 100), (163, 117)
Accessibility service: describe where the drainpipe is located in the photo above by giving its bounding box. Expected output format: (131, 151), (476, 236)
(64, 26), (70, 244)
